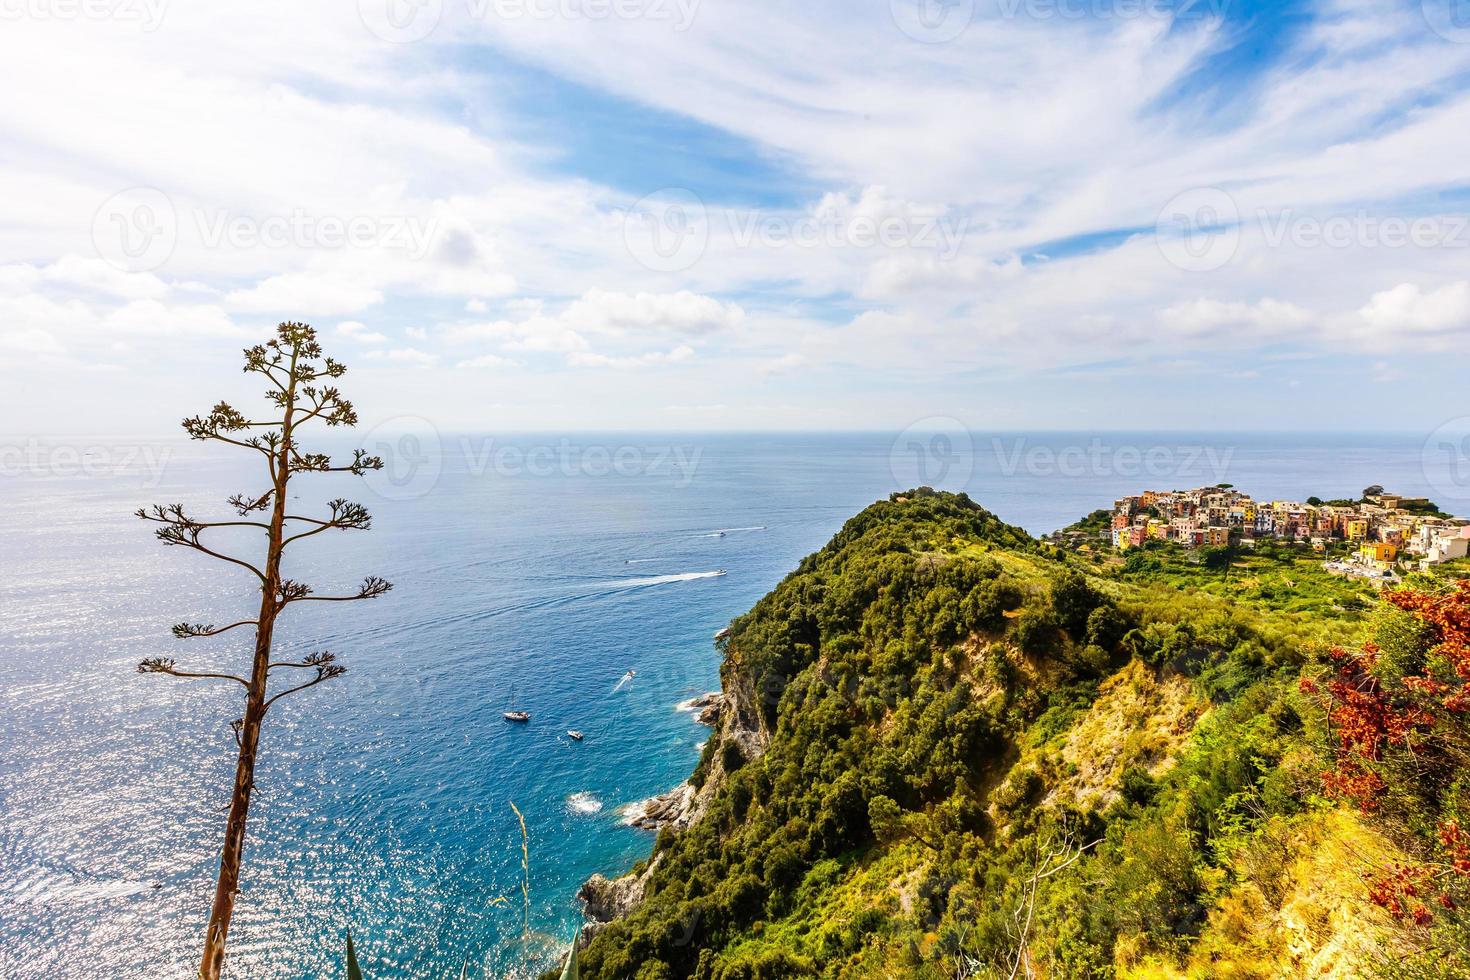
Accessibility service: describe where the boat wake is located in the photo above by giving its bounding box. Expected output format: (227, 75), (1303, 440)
(603, 571), (725, 588)
(565, 791), (604, 816)
(700, 526), (766, 537)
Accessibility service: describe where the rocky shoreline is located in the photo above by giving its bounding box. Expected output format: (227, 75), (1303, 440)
(577, 676), (769, 944)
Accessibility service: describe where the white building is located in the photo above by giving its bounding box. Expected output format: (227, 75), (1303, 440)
(1421, 526), (1470, 569)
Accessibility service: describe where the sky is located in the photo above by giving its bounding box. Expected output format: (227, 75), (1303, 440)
(1, 0), (1469, 435)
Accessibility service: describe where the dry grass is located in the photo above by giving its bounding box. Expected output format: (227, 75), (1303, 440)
(1045, 659), (1204, 812)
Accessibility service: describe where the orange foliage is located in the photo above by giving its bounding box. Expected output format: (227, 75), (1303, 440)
(1301, 581), (1470, 921)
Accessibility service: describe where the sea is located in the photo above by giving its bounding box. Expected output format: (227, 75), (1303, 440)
(2, 429), (1466, 979)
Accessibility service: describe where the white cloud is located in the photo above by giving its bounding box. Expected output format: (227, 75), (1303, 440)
(337, 320), (389, 344)
(446, 290), (741, 367)
(567, 345), (695, 369)
(1157, 298), (1316, 342)
(38, 256), (169, 300)
(1355, 281), (1470, 340)
(362, 347), (438, 367)
(2, 1), (1468, 429)
(224, 274), (383, 316)
(456, 353), (520, 369)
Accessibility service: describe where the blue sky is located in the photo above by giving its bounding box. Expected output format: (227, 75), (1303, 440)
(1, 0), (1469, 434)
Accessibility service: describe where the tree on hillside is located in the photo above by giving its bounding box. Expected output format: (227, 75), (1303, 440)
(137, 322), (393, 980)
(1302, 580), (1470, 939)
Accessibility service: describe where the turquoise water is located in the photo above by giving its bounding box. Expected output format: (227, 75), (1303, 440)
(0, 430), (1460, 979)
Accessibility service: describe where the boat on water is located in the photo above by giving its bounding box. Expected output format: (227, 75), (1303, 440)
(715, 569), (727, 576)
(567, 730), (584, 741)
(503, 711), (530, 723)
(714, 626), (730, 640)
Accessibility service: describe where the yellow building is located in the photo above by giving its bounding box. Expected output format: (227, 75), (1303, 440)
(1345, 518), (1369, 541)
(1359, 541), (1398, 570)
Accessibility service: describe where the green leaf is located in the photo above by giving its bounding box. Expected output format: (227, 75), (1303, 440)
(346, 929), (364, 980)
(559, 939), (579, 980)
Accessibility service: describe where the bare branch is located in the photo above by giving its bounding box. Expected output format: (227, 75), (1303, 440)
(138, 657), (248, 687)
(280, 575), (393, 606)
(286, 447), (383, 476)
(282, 499), (373, 546)
(226, 490), (274, 516)
(263, 662), (347, 710)
(138, 505), (266, 581)
(172, 620), (259, 639)
(268, 651), (337, 670)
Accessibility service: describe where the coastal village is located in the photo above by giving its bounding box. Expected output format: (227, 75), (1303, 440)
(1100, 485), (1470, 582)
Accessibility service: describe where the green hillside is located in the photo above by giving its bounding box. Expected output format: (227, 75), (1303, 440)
(571, 490), (1470, 979)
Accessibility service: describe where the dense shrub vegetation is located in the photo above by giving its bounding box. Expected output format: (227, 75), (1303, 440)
(572, 490), (1470, 978)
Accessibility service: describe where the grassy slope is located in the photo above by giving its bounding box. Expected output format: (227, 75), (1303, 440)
(574, 491), (1455, 979)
